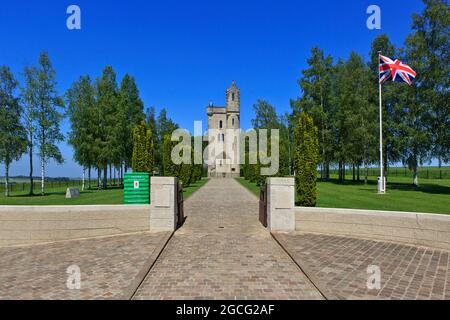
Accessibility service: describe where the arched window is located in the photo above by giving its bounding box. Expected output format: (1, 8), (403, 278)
(219, 120), (223, 129)
(232, 93), (235, 101)
(232, 118), (235, 126)
(222, 134), (225, 141)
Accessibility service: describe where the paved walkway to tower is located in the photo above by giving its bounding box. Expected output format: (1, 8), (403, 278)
(133, 179), (323, 300)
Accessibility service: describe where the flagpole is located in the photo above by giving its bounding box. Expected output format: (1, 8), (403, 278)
(378, 52), (385, 194)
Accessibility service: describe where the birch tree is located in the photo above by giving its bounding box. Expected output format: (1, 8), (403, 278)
(0, 66), (27, 196)
(30, 52), (65, 195)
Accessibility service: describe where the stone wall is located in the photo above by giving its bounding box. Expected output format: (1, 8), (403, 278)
(0, 177), (179, 247)
(0, 205), (150, 247)
(265, 177), (450, 250)
(295, 207), (450, 250)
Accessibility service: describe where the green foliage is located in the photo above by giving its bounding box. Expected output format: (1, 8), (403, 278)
(291, 47), (334, 179)
(95, 66), (118, 187)
(248, 100), (290, 184)
(116, 74), (145, 170)
(0, 66), (27, 196)
(162, 134), (176, 177)
(294, 113), (319, 207)
(21, 52), (65, 195)
(132, 121), (154, 174)
(398, 0), (450, 185)
(157, 108), (179, 174)
(66, 75), (96, 171)
(160, 133), (204, 187)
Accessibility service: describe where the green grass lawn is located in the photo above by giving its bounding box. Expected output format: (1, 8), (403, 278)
(237, 176), (450, 215)
(0, 178), (209, 206)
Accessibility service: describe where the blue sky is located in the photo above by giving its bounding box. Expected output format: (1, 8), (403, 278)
(0, 0), (425, 177)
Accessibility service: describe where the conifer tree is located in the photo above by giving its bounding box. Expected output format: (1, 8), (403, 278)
(294, 112), (318, 207)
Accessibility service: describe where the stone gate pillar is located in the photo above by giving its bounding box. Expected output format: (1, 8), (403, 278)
(267, 177), (295, 232)
(150, 177), (178, 232)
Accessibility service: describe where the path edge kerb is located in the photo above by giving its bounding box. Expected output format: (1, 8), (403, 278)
(183, 178), (213, 205)
(120, 231), (174, 300)
(271, 232), (343, 300)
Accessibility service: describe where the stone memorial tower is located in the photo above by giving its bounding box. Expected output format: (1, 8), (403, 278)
(206, 81), (241, 178)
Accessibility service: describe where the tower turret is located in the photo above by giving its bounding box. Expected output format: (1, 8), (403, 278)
(226, 80), (240, 113)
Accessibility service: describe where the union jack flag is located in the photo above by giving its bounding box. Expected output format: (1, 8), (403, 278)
(379, 54), (416, 86)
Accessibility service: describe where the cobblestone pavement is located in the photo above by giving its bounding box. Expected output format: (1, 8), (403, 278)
(133, 179), (323, 300)
(0, 232), (170, 299)
(274, 233), (450, 300)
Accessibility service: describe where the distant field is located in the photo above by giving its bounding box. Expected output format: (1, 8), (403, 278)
(325, 166), (450, 180)
(237, 176), (450, 215)
(0, 178), (209, 206)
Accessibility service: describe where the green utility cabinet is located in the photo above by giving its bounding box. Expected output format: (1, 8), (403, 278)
(124, 172), (150, 204)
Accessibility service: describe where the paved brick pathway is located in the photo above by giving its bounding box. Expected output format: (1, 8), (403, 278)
(0, 232), (170, 299)
(2, 178), (448, 300)
(133, 179), (323, 300)
(274, 233), (450, 300)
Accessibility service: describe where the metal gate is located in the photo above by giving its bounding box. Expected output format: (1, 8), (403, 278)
(176, 181), (184, 228)
(259, 183), (268, 227)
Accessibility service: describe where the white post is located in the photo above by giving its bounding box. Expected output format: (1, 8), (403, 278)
(378, 52), (386, 194)
(150, 177), (177, 232)
(267, 177), (295, 232)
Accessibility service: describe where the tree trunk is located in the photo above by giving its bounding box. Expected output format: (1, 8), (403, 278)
(109, 164), (112, 187)
(352, 163), (356, 182)
(357, 164), (360, 182)
(88, 166), (91, 190)
(438, 157), (442, 179)
(413, 165), (419, 186)
(5, 162), (9, 197)
(364, 161), (368, 185)
(29, 143), (34, 195)
(41, 157), (45, 195)
(103, 165), (107, 189)
(97, 167), (101, 190)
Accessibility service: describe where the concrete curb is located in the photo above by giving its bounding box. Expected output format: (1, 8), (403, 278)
(121, 231), (174, 300)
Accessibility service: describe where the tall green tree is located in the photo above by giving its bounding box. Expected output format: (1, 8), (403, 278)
(292, 47), (335, 180)
(397, 8), (438, 186)
(294, 112), (319, 207)
(342, 52), (377, 183)
(95, 66), (118, 188)
(162, 134), (176, 176)
(132, 121), (154, 174)
(251, 99), (288, 181)
(0, 66), (27, 196)
(66, 75), (96, 189)
(146, 106), (158, 173)
(331, 58), (351, 182)
(157, 109), (178, 174)
(22, 65), (38, 194)
(409, 0), (449, 178)
(22, 52), (65, 195)
(116, 74), (144, 175)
